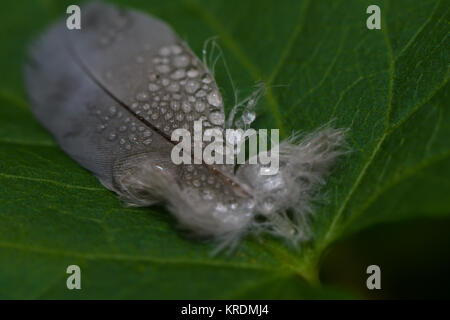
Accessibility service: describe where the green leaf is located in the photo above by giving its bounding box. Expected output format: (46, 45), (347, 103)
(0, 0), (448, 299)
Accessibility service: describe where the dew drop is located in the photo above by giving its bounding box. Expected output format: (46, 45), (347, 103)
(128, 134), (138, 144)
(182, 101), (192, 113)
(242, 110), (256, 124)
(230, 202), (238, 210)
(148, 72), (158, 81)
(202, 189), (214, 200)
(143, 130), (152, 138)
(119, 125), (127, 132)
(187, 69), (199, 78)
(159, 46), (171, 56)
(108, 132), (117, 141)
(109, 106), (117, 116)
(185, 80), (200, 94)
(136, 92), (149, 101)
(194, 101), (206, 112)
(143, 138), (153, 145)
(171, 100), (180, 111)
(165, 111), (173, 120)
(207, 90), (222, 107)
(96, 124), (106, 132)
(262, 198), (275, 212)
(168, 83), (180, 92)
(171, 45), (182, 55)
(173, 55), (190, 68)
(195, 90), (206, 98)
(202, 75), (212, 84)
(175, 113), (184, 121)
(171, 69), (185, 80)
(148, 83), (160, 92)
(209, 112), (225, 125)
(161, 78), (170, 86)
(119, 138), (126, 145)
(156, 64), (171, 74)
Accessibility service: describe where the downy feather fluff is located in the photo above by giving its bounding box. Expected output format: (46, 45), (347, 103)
(25, 1), (348, 248)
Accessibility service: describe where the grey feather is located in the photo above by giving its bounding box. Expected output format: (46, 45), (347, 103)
(25, 1), (348, 247)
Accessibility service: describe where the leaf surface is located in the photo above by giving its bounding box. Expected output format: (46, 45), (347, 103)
(0, 0), (448, 298)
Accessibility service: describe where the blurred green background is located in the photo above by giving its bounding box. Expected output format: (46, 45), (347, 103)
(0, 0), (448, 299)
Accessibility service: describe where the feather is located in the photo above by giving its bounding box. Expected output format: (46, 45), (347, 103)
(25, 1), (348, 248)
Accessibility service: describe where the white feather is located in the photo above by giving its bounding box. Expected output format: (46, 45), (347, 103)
(113, 126), (348, 248)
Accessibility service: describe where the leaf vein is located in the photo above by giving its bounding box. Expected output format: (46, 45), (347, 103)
(0, 173), (104, 192)
(0, 241), (277, 272)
